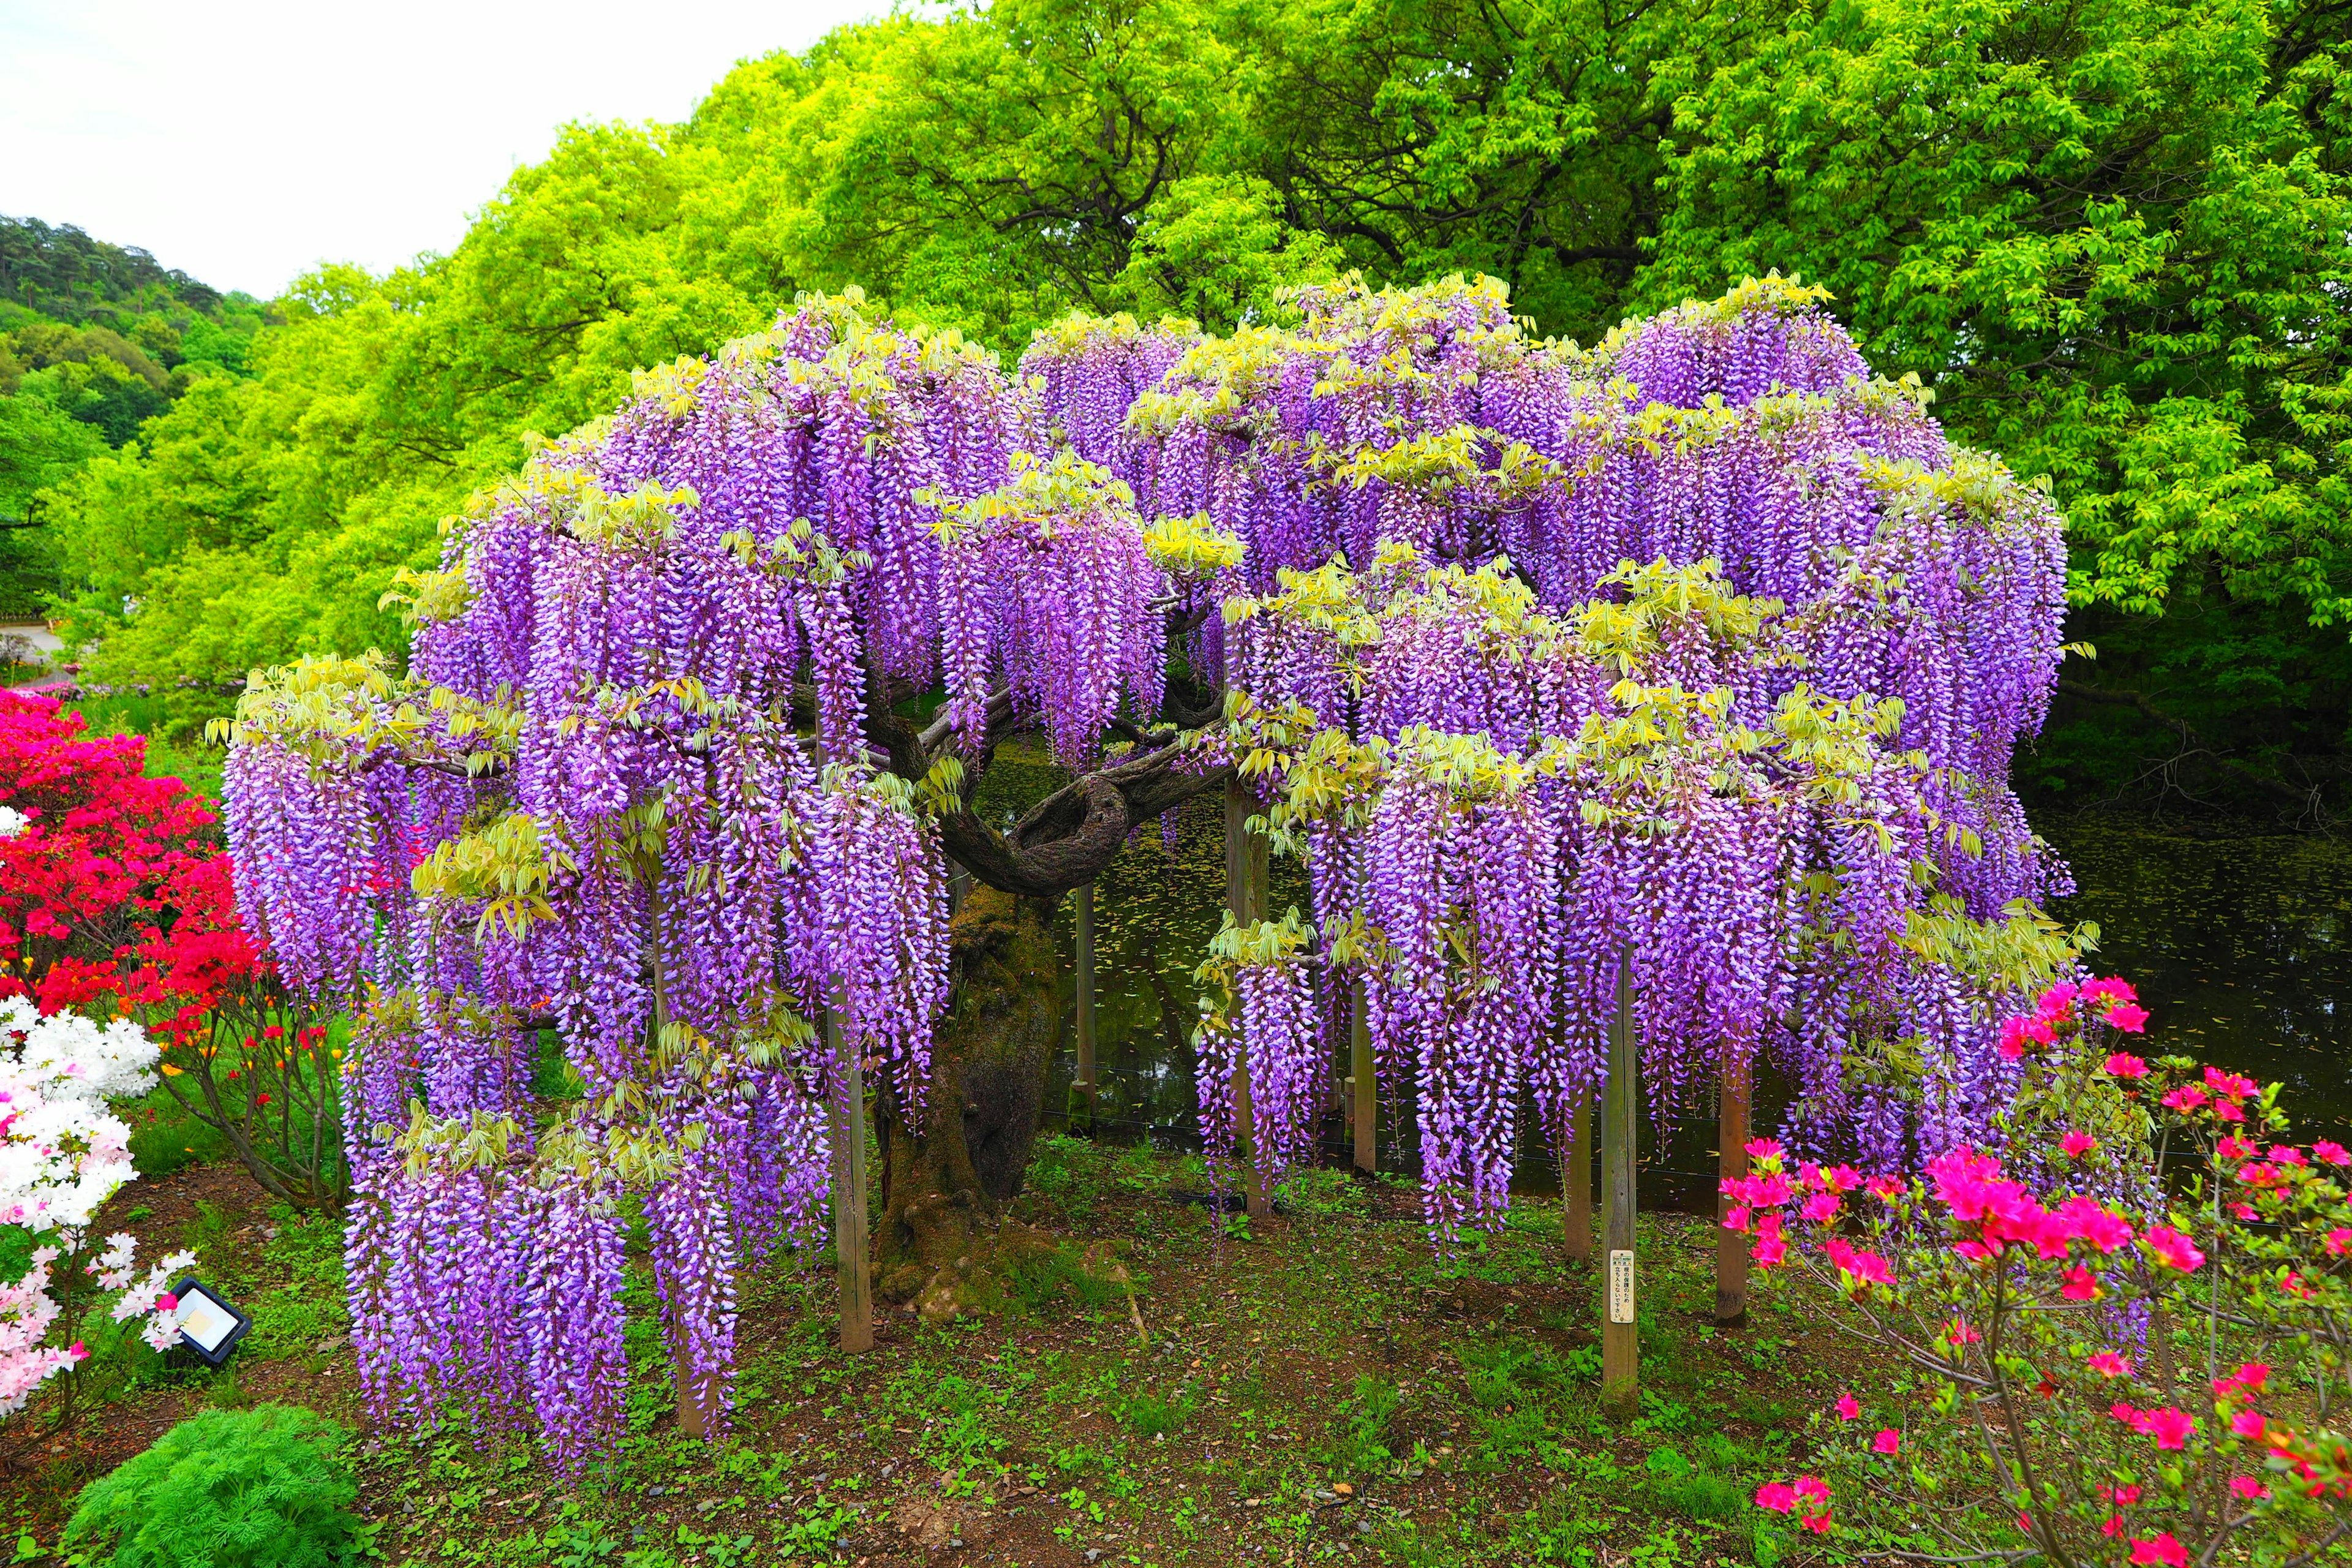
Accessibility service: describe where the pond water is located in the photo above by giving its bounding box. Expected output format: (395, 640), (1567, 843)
(979, 745), (2352, 1205)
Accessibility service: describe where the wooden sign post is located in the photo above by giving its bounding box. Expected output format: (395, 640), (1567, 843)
(1600, 948), (1638, 1415)
(1562, 1091), (1594, 1262)
(1224, 780), (1272, 1219)
(1715, 1063), (1752, 1324)
(827, 995), (873, 1353)
(1349, 981), (1376, 1172)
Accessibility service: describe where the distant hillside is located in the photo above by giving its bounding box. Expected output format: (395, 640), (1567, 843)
(0, 217), (270, 618)
(0, 216), (230, 326)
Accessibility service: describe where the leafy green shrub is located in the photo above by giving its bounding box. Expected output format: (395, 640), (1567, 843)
(64, 1405), (369, 1567)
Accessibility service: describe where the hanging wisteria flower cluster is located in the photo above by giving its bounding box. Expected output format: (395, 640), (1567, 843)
(222, 271), (2080, 1456)
(933, 450), (1167, 769)
(1101, 275), (2076, 1238)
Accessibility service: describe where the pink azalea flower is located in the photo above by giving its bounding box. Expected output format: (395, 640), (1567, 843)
(2104, 1052), (2150, 1080)
(2314, 1140), (2351, 1167)
(1722, 1204), (1751, 1234)
(1793, 1477), (1829, 1504)
(2060, 1131), (2098, 1158)
(2273, 1145), (2308, 1167)
(1871, 1428), (1900, 1455)
(1744, 1137), (1784, 1163)
(2162, 1085), (2209, 1112)
(2214, 1102), (2244, 1123)
(2105, 1485), (2143, 1506)
(2062, 1265), (2101, 1301)
(1800, 1513), (1830, 1535)
(2142, 1408), (2196, 1449)
(2087, 1351), (2133, 1378)
(1800, 1192), (1842, 1224)
(1821, 1240), (1893, 1289)
(2105, 1002), (2150, 1033)
(1834, 1393), (1861, 1421)
(2326, 1227), (2352, 1257)
(1751, 1213), (1787, 1268)
(2082, 976), (2138, 1005)
(1865, 1175), (1904, 1200)
(2217, 1135), (2255, 1160)
(2130, 1534), (2187, 1567)
(2229, 1475), (2269, 1501)
(2143, 1226), (2206, 1272)
(2056, 1195), (2135, 1253)
(2037, 981), (2080, 1014)
(1754, 1482), (1796, 1513)
(2204, 1067), (2258, 1099)
(2231, 1410), (2266, 1440)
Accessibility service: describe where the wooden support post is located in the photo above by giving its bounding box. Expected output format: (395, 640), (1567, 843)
(1600, 947), (1638, 1415)
(1349, 979), (1376, 1172)
(1074, 883), (1098, 1108)
(1224, 780), (1272, 1219)
(1563, 1090), (1593, 1262)
(1715, 1061), (1752, 1325)
(827, 997), (873, 1353)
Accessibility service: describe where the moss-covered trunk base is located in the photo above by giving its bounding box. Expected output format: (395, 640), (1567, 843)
(874, 885), (1065, 1316)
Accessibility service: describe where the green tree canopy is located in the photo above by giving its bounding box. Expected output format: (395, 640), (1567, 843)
(31, 0), (2352, 800)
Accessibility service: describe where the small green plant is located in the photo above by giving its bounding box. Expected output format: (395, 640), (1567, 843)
(1003, 1243), (1126, 1317)
(543, 1506), (620, 1567)
(1270, 1165), (1367, 1218)
(1644, 1444), (1744, 1523)
(62, 1404), (369, 1567)
(1326, 1374), (1401, 1474)
(1110, 1385), (1196, 1438)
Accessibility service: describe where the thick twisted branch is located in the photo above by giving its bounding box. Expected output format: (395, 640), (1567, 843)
(859, 662), (1232, 900)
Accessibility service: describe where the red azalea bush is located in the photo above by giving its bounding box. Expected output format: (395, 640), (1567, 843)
(1731, 979), (2352, 1564)
(1, 692), (344, 1205)
(0, 692), (215, 1012)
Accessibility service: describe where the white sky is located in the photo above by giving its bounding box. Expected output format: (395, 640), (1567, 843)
(0, 0), (893, 300)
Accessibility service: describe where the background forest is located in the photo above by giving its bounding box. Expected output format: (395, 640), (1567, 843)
(6, 0), (2351, 813)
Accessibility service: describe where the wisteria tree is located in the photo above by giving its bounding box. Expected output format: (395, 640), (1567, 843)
(221, 275), (2078, 1467)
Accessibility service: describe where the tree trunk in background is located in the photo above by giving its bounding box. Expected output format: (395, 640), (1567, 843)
(873, 884), (1064, 1305)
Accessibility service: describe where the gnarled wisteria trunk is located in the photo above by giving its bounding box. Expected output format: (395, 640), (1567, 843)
(873, 887), (1065, 1306)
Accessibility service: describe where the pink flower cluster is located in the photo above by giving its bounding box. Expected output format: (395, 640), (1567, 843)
(2155, 1065), (2263, 1123)
(1721, 1139), (1894, 1283)
(1754, 1474), (1831, 1533)
(1998, 976), (2146, 1060)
